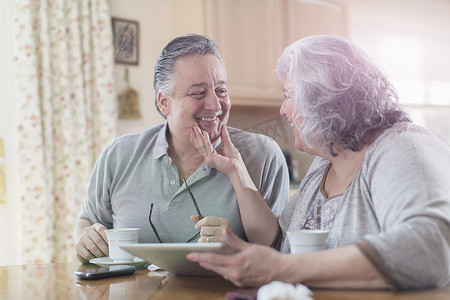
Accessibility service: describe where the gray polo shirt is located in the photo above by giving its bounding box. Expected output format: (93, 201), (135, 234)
(79, 122), (289, 243)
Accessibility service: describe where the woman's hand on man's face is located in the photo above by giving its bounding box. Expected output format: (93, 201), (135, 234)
(189, 125), (243, 176)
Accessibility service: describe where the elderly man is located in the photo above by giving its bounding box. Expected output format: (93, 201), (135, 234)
(74, 34), (289, 263)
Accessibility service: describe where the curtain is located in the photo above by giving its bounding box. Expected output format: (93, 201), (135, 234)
(13, 0), (117, 263)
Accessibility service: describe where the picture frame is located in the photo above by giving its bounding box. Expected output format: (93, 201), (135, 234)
(112, 18), (139, 65)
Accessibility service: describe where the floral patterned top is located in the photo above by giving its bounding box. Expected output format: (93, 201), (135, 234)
(302, 163), (342, 230)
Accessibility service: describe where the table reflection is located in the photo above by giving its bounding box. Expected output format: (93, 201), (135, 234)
(1, 262), (449, 300)
(75, 265), (173, 300)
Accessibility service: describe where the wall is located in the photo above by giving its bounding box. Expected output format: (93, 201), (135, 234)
(110, 0), (207, 136)
(110, 0), (167, 136)
(347, 0), (450, 143)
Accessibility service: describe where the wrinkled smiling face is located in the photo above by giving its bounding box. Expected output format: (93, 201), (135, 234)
(280, 76), (310, 153)
(159, 54), (231, 143)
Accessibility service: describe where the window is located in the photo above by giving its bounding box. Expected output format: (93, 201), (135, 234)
(349, 0), (450, 143)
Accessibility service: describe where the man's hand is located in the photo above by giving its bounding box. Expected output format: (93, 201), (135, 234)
(75, 221), (109, 263)
(191, 215), (231, 243)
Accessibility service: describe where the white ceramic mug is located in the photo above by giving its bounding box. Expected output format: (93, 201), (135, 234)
(287, 229), (329, 254)
(105, 228), (140, 262)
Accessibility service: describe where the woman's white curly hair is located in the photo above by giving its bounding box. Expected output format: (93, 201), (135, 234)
(275, 35), (411, 156)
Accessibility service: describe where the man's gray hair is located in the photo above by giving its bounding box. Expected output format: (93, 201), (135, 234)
(153, 34), (224, 118)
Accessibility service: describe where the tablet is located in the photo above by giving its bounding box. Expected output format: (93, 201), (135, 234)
(120, 242), (233, 276)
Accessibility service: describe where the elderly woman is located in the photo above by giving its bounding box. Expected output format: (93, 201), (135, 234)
(188, 35), (450, 290)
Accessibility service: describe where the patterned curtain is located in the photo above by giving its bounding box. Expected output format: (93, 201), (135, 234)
(13, 0), (117, 263)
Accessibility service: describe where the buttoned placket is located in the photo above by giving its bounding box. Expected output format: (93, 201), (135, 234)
(161, 155), (213, 206)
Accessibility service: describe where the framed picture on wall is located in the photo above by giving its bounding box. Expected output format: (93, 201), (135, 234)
(112, 17), (139, 65)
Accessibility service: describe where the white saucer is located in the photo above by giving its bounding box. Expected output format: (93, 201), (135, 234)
(89, 256), (149, 269)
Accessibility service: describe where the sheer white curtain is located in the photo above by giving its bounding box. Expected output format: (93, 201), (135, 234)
(13, 0), (117, 263)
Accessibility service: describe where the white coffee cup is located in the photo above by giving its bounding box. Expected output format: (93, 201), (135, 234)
(105, 228), (140, 262)
(287, 229), (329, 254)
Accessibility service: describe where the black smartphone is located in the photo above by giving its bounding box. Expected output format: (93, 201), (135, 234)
(75, 265), (136, 280)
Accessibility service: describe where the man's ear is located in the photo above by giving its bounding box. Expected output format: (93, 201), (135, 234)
(157, 92), (169, 117)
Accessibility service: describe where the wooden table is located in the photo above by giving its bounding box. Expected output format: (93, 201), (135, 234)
(1, 262), (449, 299)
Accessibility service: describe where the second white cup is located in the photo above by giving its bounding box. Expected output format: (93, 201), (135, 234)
(287, 229), (329, 254)
(105, 228), (140, 262)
